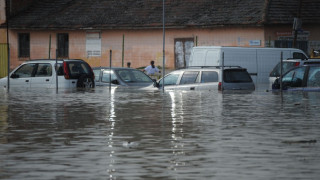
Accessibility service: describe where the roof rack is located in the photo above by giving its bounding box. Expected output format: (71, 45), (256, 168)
(187, 66), (242, 69)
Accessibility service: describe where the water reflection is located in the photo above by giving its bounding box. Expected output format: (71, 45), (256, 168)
(0, 87), (319, 179)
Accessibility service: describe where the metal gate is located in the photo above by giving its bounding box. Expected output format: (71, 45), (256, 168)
(0, 43), (8, 78)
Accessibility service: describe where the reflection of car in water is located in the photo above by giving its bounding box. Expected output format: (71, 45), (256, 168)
(0, 59), (95, 89)
(272, 64), (320, 91)
(151, 66), (255, 91)
(92, 67), (154, 88)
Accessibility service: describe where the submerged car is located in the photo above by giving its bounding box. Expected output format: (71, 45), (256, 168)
(0, 59), (95, 89)
(92, 67), (154, 88)
(269, 58), (320, 84)
(272, 64), (320, 91)
(152, 66), (255, 91)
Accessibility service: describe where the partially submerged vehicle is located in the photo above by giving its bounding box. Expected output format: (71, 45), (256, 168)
(152, 66), (255, 91)
(272, 64), (320, 92)
(92, 67), (154, 88)
(0, 59), (95, 89)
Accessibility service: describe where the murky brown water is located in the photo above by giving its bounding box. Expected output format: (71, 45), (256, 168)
(0, 85), (319, 180)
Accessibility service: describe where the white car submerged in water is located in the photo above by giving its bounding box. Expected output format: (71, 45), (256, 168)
(0, 59), (95, 89)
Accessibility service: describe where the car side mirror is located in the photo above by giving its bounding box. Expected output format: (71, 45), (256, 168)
(10, 74), (19, 78)
(111, 79), (119, 85)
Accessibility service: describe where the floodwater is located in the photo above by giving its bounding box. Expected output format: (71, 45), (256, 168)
(0, 85), (319, 180)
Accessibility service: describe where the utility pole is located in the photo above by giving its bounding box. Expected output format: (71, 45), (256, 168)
(6, 0), (10, 91)
(293, 0), (302, 48)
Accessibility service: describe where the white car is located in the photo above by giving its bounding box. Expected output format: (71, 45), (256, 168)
(0, 59), (95, 89)
(153, 66), (255, 91)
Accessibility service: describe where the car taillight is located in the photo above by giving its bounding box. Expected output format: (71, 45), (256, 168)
(295, 62), (300, 66)
(218, 82), (222, 91)
(63, 62), (70, 79)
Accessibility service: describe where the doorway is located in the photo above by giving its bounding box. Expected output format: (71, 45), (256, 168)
(174, 38), (194, 69)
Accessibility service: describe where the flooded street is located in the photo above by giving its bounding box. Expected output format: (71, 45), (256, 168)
(0, 85), (319, 180)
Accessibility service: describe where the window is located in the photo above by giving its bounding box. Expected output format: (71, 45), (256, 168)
(282, 66), (306, 87)
(18, 33), (30, 57)
(57, 33), (69, 58)
(270, 62), (299, 77)
(86, 32), (101, 57)
(35, 63), (52, 77)
(224, 69), (252, 83)
(180, 71), (199, 84)
(307, 67), (320, 87)
(102, 70), (117, 83)
(201, 71), (218, 83)
(12, 63), (36, 78)
(159, 73), (180, 86)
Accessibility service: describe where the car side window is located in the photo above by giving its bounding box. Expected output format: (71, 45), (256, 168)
(180, 71), (199, 84)
(93, 70), (101, 81)
(201, 71), (218, 83)
(102, 70), (117, 83)
(159, 73), (180, 86)
(307, 67), (320, 87)
(35, 63), (52, 77)
(282, 67), (306, 87)
(12, 63), (36, 78)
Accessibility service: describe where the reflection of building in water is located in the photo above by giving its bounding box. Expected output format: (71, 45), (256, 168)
(169, 92), (186, 172)
(107, 87), (116, 179)
(0, 104), (8, 144)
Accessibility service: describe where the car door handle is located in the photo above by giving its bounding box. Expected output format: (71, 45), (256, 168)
(46, 79), (50, 81)
(72, 81), (76, 84)
(25, 80), (29, 82)
(190, 87), (195, 90)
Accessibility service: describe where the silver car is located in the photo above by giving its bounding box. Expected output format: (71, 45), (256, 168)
(93, 67), (154, 88)
(153, 66), (255, 91)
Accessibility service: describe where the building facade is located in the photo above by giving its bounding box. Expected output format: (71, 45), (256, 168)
(1, 0), (320, 72)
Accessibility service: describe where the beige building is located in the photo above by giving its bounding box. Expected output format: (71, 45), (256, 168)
(1, 0), (320, 75)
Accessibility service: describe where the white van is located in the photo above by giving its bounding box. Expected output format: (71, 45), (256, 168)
(188, 46), (308, 84)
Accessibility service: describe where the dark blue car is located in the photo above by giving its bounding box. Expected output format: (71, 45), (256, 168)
(272, 64), (320, 91)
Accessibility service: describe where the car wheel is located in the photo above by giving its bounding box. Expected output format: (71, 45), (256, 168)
(77, 74), (94, 88)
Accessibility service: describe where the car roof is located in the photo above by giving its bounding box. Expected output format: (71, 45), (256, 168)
(25, 59), (86, 63)
(92, 67), (137, 70)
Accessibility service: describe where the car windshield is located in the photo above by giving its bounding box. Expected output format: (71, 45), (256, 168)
(270, 62), (299, 77)
(116, 69), (152, 83)
(223, 69), (252, 83)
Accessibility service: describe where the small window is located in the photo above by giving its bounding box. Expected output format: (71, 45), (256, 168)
(224, 69), (252, 83)
(35, 63), (52, 77)
(307, 67), (320, 87)
(55, 63), (64, 76)
(93, 70), (101, 81)
(270, 62), (299, 77)
(293, 52), (307, 59)
(201, 71), (218, 83)
(282, 66), (306, 87)
(18, 33), (30, 58)
(102, 70), (117, 83)
(159, 73), (180, 86)
(57, 33), (69, 58)
(67, 61), (91, 79)
(180, 71), (199, 84)
(12, 63), (36, 78)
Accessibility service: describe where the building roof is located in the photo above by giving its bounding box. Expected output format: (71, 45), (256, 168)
(3, 0), (320, 30)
